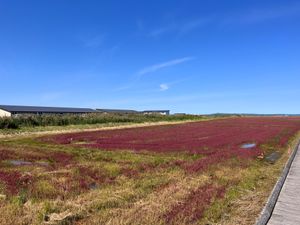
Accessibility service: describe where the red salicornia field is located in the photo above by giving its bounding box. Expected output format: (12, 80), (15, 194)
(2, 116), (300, 225)
(43, 117), (300, 172)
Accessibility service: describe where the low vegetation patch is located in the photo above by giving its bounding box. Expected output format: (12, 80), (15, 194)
(0, 117), (300, 224)
(0, 113), (206, 130)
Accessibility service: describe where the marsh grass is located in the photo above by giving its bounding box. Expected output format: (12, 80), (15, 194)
(0, 124), (299, 224)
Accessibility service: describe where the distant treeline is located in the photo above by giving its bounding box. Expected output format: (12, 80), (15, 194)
(0, 113), (209, 129)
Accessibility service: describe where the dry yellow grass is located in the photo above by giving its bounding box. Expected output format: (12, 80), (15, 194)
(0, 120), (200, 140)
(79, 171), (210, 225)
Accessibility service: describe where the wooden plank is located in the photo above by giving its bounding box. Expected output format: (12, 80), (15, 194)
(268, 148), (300, 225)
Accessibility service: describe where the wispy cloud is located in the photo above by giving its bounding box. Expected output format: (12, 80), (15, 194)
(223, 3), (300, 25)
(149, 24), (177, 37)
(97, 45), (120, 60)
(138, 57), (194, 76)
(113, 60), (192, 92)
(158, 78), (189, 92)
(179, 18), (212, 35)
(149, 18), (210, 38)
(159, 84), (169, 91)
(112, 84), (133, 92)
(245, 5), (300, 23)
(80, 35), (106, 48)
(148, 4), (300, 38)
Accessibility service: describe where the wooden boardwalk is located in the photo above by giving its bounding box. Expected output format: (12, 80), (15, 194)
(268, 146), (300, 225)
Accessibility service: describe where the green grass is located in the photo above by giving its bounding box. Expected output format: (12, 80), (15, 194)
(0, 113), (211, 130)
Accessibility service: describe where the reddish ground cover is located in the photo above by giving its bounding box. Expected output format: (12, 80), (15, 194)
(164, 183), (226, 224)
(0, 147), (74, 167)
(43, 117), (300, 156)
(1, 117), (300, 224)
(0, 146), (115, 195)
(0, 170), (33, 195)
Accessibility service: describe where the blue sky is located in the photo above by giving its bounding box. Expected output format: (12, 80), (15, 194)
(0, 0), (300, 114)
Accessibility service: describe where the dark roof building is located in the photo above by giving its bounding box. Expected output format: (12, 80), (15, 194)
(0, 105), (96, 117)
(97, 109), (170, 115)
(96, 109), (139, 114)
(0, 105), (171, 117)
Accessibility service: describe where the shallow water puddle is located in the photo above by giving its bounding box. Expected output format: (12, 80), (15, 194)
(241, 143), (256, 149)
(72, 140), (95, 145)
(89, 182), (97, 190)
(265, 152), (281, 164)
(9, 160), (49, 166)
(9, 160), (32, 166)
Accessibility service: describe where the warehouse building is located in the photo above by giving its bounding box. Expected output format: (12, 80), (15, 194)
(0, 105), (97, 117)
(0, 105), (171, 117)
(142, 110), (170, 115)
(97, 109), (170, 115)
(96, 109), (139, 114)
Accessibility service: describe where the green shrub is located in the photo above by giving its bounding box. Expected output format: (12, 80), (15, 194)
(0, 113), (206, 129)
